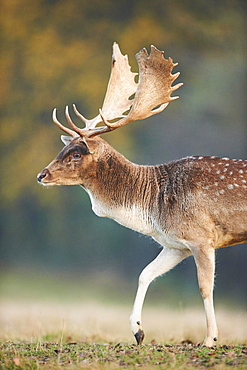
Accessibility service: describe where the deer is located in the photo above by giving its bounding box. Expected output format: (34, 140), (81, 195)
(37, 43), (247, 347)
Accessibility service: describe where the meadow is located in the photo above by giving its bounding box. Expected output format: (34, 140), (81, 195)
(0, 272), (246, 369)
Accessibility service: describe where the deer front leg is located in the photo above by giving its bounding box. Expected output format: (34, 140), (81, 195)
(130, 246), (191, 345)
(193, 246), (218, 347)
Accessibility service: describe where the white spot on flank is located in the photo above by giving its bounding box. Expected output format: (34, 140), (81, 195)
(219, 189), (225, 194)
(239, 170), (243, 173)
(228, 184), (234, 189)
(214, 182), (218, 186)
(216, 170), (220, 174)
(220, 175), (225, 179)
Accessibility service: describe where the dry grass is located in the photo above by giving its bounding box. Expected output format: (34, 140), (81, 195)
(0, 299), (246, 345)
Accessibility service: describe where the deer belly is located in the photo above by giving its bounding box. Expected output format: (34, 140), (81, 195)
(152, 232), (191, 251)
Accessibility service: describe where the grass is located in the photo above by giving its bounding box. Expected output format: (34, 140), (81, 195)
(1, 341), (246, 369)
(0, 300), (246, 369)
(0, 271), (246, 368)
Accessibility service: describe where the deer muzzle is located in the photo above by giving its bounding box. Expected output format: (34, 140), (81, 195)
(37, 168), (50, 184)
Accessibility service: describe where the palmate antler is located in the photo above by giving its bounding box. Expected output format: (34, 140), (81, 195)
(53, 43), (182, 138)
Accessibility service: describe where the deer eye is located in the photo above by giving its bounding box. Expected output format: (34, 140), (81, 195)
(72, 152), (81, 159)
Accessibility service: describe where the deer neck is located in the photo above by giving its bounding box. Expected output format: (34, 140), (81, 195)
(82, 148), (159, 236)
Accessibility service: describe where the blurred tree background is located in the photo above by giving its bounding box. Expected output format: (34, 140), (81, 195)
(0, 0), (246, 307)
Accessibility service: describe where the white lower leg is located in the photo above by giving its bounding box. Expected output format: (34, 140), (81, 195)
(203, 296), (218, 347)
(129, 274), (148, 344)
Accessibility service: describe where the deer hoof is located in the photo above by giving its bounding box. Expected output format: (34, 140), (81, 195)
(134, 328), (145, 345)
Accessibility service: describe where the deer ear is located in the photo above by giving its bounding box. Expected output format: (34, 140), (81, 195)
(61, 135), (73, 145)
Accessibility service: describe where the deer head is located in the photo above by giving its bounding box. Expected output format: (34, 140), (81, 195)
(37, 43), (182, 186)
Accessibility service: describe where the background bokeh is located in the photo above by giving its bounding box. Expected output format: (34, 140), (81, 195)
(1, 0), (246, 308)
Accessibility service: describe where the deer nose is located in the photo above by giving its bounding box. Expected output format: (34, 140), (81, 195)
(37, 169), (49, 183)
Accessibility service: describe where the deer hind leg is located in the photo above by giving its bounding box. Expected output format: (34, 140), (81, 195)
(130, 246), (191, 345)
(193, 247), (218, 347)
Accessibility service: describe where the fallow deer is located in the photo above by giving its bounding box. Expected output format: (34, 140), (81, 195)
(37, 43), (247, 347)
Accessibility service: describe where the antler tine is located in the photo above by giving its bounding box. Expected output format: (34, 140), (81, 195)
(52, 108), (78, 137)
(73, 104), (102, 130)
(65, 105), (87, 136)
